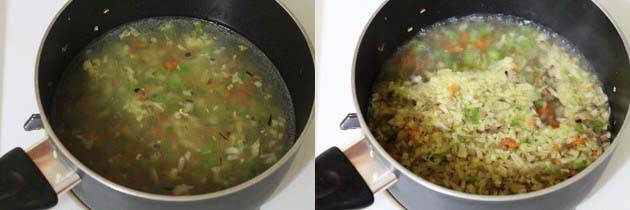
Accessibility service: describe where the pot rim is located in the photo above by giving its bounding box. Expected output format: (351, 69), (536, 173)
(34, 0), (315, 202)
(351, 0), (630, 202)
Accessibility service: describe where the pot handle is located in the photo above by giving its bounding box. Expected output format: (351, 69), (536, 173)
(316, 147), (374, 210)
(0, 148), (58, 209)
(316, 114), (399, 209)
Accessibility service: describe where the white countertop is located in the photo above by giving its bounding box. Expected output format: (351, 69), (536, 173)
(0, 0), (314, 210)
(316, 0), (630, 209)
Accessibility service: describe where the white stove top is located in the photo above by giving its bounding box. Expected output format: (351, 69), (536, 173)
(316, 0), (630, 209)
(0, 0), (314, 209)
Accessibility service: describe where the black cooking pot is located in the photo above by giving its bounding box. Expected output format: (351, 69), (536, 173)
(316, 0), (630, 209)
(0, 0), (313, 209)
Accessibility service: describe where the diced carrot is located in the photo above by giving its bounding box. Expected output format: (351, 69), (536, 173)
(538, 107), (551, 116)
(240, 97), (253, 106)
(220, 91), (232, 100)
(130, 38), (143, 48)
(160, 46), (175, 56)
(402, 117), (413, 129)
(514, 65), (523, 73)
(475, 36), (490, 50)
(591, 150), (600, 157)
(200, 98), (208, 106)
(207, 79), (219, 88)
(390, 150), (401, 160)
(571, 137), (584, 147)
(233, 83), (255, 106)
(163, 60), (178, 70)
(448, 44), (464, 53)
(401, 54), (416, 71)
(501, 138), (520, 149)
(448, 83), (458, 96)
(408, 134), (418, 145)
(460, 32), (470, 45)
(552, 143), (560, 151)
(528, 117), (536, 127)
(379, 100), (390, 108)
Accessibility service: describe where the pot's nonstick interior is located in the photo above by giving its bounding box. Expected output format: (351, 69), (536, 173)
(38, 0), (314, 141)
(356, 0), (630, 138)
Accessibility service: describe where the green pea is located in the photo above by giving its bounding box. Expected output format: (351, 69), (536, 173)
(179, 66), (190, 73)
(544, 167), (558, 174)
(466, 176), (477, 184)
(193, 21), (205, 30)
(534, 99), (544, 108)
(168, 74), (182, 89)
(487, 48), (501, 62)
(248, 162), (259, 175)
(480, 25), (493, 36)
(511, 118), (520, 126)
(574, 160), (588, 171)
(575, 124), (585, 133)
(592, 120), (605, 129)
(467, 107), (480, 124)
(445, 30), (459, 42)
(451, 62), (460, 72)
(470, 30), (480, 43)
(463, 49), (477, 67)
(202, 149), (212, 157)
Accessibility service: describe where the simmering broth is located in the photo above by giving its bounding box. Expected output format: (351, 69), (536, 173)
(51, 17), (294, 195)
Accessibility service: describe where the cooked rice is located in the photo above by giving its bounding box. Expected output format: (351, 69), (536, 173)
(369, 47), (611, 195)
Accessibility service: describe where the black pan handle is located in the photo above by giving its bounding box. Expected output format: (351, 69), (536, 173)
(0, 148), (58, 210)
(316, 147), (374, 210)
